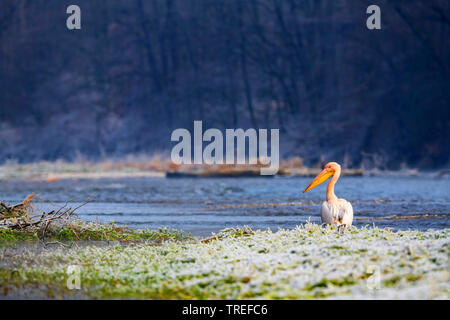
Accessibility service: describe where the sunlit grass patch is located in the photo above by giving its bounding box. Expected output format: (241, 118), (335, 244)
(0, 220), (190, 244)
(0, 195), (191, 244)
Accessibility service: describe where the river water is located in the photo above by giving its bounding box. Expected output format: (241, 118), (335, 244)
(1, 176), (449, 236)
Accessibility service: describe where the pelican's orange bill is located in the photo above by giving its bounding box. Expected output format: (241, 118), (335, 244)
(303, 168), (333, 193)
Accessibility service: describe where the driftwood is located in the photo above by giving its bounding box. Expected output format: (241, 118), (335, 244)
(0, 193), (88, 235)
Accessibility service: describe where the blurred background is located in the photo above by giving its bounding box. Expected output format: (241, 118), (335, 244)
(0, 0), (449, 169)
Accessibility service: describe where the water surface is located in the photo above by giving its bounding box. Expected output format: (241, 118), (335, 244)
(1, 176), (448, 236)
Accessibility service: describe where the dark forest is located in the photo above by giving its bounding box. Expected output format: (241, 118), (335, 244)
(0, 0), (448, 169)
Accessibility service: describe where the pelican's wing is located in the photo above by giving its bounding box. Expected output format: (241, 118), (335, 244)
(321, 200), (354, 226)
(338, 200), (353, 226)
(321, 201), (338, 224)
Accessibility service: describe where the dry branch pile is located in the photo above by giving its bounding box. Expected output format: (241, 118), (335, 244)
(0, 194), (81, 236)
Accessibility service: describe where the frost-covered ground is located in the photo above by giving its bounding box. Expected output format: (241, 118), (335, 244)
(0, 223), (449, 299)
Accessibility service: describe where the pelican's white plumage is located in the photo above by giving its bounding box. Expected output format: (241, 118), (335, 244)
(321, 199), (353, 226)
(303, 162), (354, 228)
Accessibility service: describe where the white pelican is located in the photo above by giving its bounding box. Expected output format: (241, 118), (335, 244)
(303, 162), (353, 228)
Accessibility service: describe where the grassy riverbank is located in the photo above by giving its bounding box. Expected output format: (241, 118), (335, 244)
(1, 223), (448, 299)
(0, 194), (189, 244)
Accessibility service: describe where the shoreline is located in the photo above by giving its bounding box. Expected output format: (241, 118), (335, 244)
(1, 159), (443, 182)
(1, 168), (364, 181)
(0, 168), (439, 182)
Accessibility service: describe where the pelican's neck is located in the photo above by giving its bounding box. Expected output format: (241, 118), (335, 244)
(326, 168), (341, 201)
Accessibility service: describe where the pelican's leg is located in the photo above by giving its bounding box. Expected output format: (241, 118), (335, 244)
(337, 224), (347, 232)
